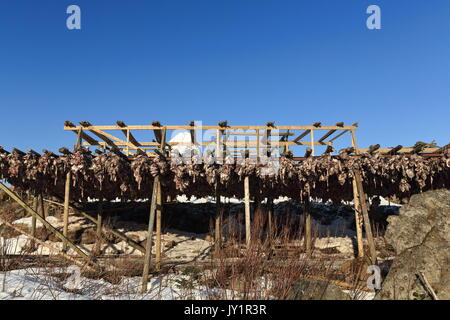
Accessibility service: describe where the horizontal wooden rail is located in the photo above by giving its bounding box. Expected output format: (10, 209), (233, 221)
(65, 125), (359, 131)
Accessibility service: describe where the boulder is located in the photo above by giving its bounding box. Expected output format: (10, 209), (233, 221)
(287, 278), (351, 300)
(375, 189), (450, 300)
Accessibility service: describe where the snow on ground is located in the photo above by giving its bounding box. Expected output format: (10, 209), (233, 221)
(0, 267), (232, 300)
(0, 266), (374, 300)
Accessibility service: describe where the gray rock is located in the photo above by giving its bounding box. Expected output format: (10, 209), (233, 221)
(375, 189), (450, 300)
(287, 278), (351, 300)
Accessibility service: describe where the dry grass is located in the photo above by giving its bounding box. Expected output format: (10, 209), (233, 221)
(0, 195), (380, 300)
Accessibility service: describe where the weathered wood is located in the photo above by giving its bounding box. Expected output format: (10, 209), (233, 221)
(215, 190), (222, 254)
(417, 271), (439, 300)
(141, 176), (160, 293)
(155, 181), (163, 271)
(96, 196), (104, 239)
(63, 171), (71, 252)
(293, 129), (311, 143)
(353, 171), (377, 264)
(117, 121), (142, 147)
(304, 148), (312, 158)
(39, 193), (46, 219)
(67, 126), (98, 146)
(31, 195), (38, 244)
(304, 198), (312, 253)
(352, 179), (364, 258)
(65, 124), (358, 131)
(244, 176), (251, 246)
(189, 121), (196, 144)
(44, 199), (145, 253)
(357, 147), (440, 154)
(267, 197), (274, 241)
(351, 130), (367, 259)
(368, 144), (381, 154)
(322, 145), (335, 155)
(0, 217), (97, 272)
(0, 182), (95, 266)
(388, 145), (403, 155)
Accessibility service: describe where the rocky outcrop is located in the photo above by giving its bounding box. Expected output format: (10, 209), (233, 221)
(287, 278), (351, 300)
(376, 189), (450, 300)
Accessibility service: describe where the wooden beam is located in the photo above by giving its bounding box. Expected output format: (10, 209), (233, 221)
(44, 199), (145, 253)
(329, 122), (358, 142)
(141, 176), (160, 293)
(244, 176), (251, 246)
(63, 172), (71, 252)
(152, 121), (163, 144)
(67, 127), (99, 146)
(353, 170), (377, 264)
(304, 198), (312, 253)
(368, 144), (381, 154)
(387, 145), (403, 155)
(318, 122), (345, 143)
(357, 147), (441, 154)
(0, 182), (96, 267)
(267, 197), (274, 242)
(304, 148), (312, 158)
(96, 197), (104, 239)
(117, 121), (142, 147)
(79, 124), (127, 158)
(84, 140), (332, 148)
(155, 179), (163, 271)
(65, 124), (360, 131)
(0, 218), (97, 272)
(189, 121), (196, 144)
(31, 195), (38, 244)
(322, 145), (335, 155)
(352, 179), (364, 258)
(293, 130), (311, 143)
(351, 131), (365, 259)
(215, 187), (222, 255)
(351, 128), (376, 262)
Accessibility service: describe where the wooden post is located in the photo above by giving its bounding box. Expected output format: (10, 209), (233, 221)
(31, 195), (38, 247)
(39, 193), (46, 219)
(350, 129), (369, 259)
(126, 129), (130, 156)
(353, 171), (377, 264)
(96, 196), (104, 239)
(0, 182), (95, 266)
(141, 176), (160, 293)
(310, 130), (315, 156)
(267, 197), (273, 241)
(244, 176), (251, 246)
(31, 195), (38, 238)
(215, 188), (222, 254)
(256, 129), (260, 162)
(352, 179), (364, 258)
(62, 171), (72, 252)
(304, 197), (312, 253)
(155, 181), (162, 271)
(155, 127), (166, 271)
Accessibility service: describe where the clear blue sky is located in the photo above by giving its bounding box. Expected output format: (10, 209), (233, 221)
(0, 0), (449, 153)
